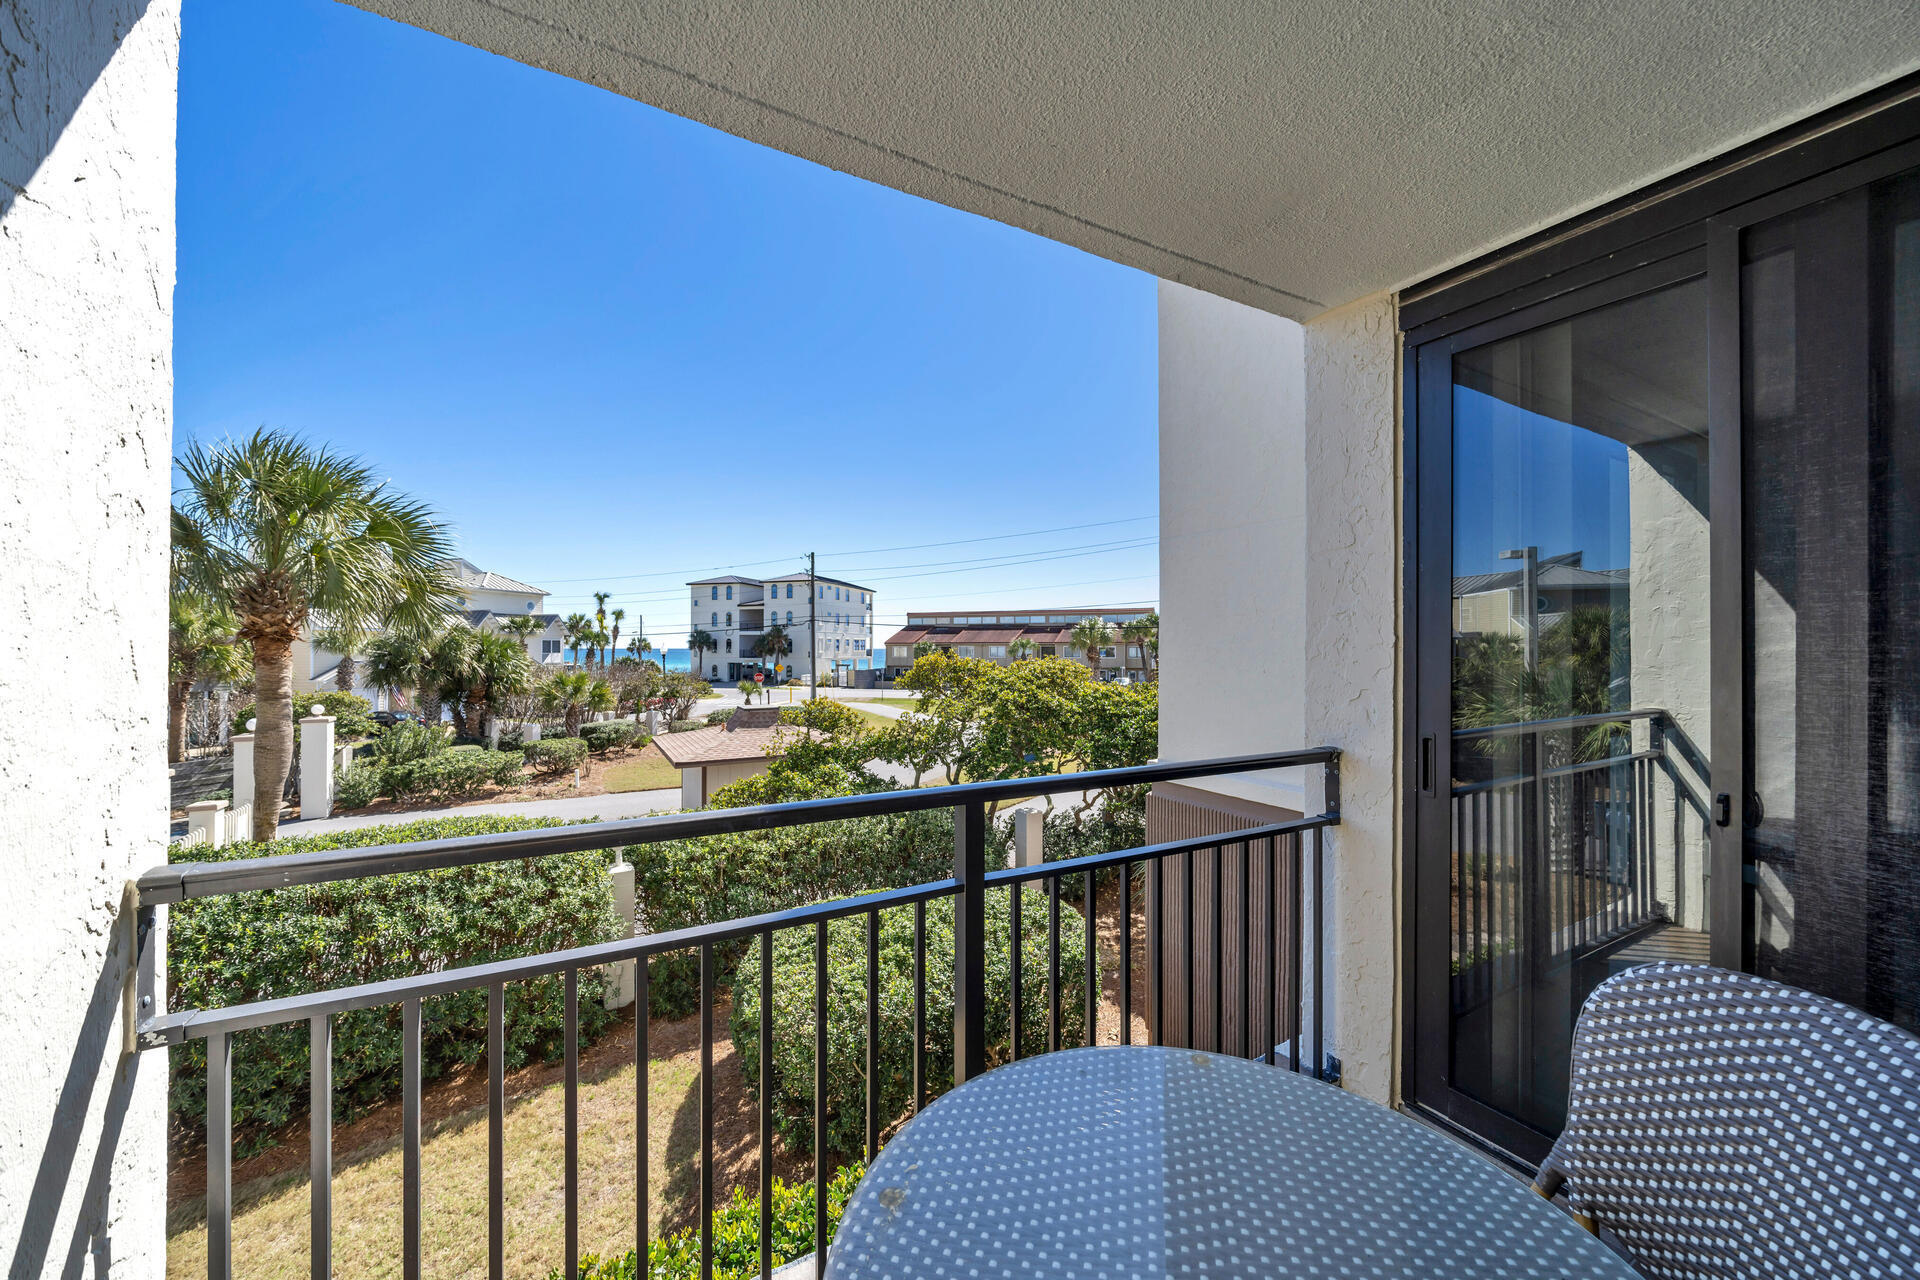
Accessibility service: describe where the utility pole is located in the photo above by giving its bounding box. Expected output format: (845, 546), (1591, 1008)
(808, 551), (818, 700)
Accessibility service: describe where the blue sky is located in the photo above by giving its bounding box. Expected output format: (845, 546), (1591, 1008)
(175, 0), (1158, 647)
(1452, 386), (1630, 577)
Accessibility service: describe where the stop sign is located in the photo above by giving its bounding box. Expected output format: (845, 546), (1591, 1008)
(754, 671), (765, 683)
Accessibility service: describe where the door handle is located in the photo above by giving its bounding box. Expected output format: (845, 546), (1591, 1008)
(1420, 735), (1437, 796)
(1714, 792), (1732, 827)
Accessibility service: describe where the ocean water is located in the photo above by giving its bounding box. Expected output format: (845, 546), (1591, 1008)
(562, 647), (693, 670)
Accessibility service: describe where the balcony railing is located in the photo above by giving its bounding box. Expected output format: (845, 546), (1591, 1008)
(1448, 709), (1710, 1005)
(131, 747), (1340, 1280)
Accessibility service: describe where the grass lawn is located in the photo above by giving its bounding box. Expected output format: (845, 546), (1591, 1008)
(845, 706), (904, 733)
(603, 743), (680, 793)
(851, 696), (920, 711)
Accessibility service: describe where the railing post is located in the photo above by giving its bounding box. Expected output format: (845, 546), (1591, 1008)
(953, 800), (988, 1084)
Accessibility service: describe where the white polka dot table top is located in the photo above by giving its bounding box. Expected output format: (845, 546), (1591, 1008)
(825, 1046), (1637, 1279)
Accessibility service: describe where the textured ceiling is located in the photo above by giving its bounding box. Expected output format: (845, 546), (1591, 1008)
(348, 0), (1920, 319)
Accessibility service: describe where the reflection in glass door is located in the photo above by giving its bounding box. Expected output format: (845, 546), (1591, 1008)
(1442, 279), (1715, 1142)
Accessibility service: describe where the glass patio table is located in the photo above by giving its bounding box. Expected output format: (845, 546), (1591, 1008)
(824, 1046), (1636, 1279)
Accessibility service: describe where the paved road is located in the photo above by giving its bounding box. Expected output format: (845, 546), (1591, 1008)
(269, 786), (684, 837)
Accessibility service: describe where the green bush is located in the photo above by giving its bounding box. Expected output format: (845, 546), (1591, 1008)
(666, 719), (703, 733)
(581, 720), (642, 754)
(732, 890), (1094, 1159)
(167, 816), (623, 1154)
(705, 708), (736, 726)
(562, 1162), (863, 1280)
(525, 737), (588, 775)
(382, 749), (522, 801)
(332, 762), (381, 810)
(231, 690), (378, 743)
(629, 809), (955, 1018)
(498, 727), (526, 752)
(369, 720), (450, 766)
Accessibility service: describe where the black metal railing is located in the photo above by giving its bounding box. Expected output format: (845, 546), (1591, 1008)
(131, 748), (1339, 1280)
(1448, 710), (1709, 1005)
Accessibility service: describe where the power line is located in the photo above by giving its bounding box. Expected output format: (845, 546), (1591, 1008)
(527, 514), (1156, 586)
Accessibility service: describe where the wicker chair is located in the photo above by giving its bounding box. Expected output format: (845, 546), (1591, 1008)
(1534, 962), (1920, 1279)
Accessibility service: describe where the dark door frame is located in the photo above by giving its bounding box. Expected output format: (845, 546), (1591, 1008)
(1396, 83), (1920, 1165)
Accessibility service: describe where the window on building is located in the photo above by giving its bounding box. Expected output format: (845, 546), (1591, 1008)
(786, 584), (793, 598)
(711, 664), (718, 678)
(725, 639), (732, 653)
(725, 612), (732, 625)
(726, 585), (733, 599)
(542, 639), (561, 657)
(1101, 646), (1116, 658)
(955, 645), (975, 657)
(1041, 645), (1056, 657)
(988, 645), (1006, 659)
(710, 586), (718, 600)
(786, 610), (793, 624)
(710, 612), (718, 626)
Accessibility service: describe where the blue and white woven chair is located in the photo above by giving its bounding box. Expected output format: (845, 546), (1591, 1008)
(1534, 962), (1920, 1279)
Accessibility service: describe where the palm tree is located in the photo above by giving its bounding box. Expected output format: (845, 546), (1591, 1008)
(499, 614), (543, 659)
(167, 590), (248, 763)
(312, 615), (373, 693)
(760, 623), (793, 681)
(609, 608), (625, 669)
(172, 430), (455, 840)
(363, 625), (439, 721)
(626, 635), (653, 663)
(435, 628), (533, 736)
(593, 591), (612, 664)
(541, 670), (614, 737)
(1121, 614), (1159, 680)
(689, 627), (716, 679)
(1069, 616), (1115, 682)
(562, 613), (594, 666)
(1006, 638), (1035, 663)
(589, 627), (611, 670)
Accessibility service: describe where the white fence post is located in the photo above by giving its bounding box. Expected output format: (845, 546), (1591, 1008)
(231, 731), (255, 820)
(225, 802), (253, 847)
(185, 799), (228, 849)
(606, 860), (637, 1009)
(1014, 808), (1045, 869)
(299, 707), (337, 821)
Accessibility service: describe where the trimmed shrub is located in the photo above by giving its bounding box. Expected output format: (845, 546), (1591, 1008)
(167, 816), (622, 1153)
(731, 890), (1094, 1158)
(666, 719), (703, 733)
(332, 762), (381, 810)
(580, 720), (641, 754)
(705, 708), (736, 726)
(630, 810), (954, 1019)
(563, 1162), (863, 1280)
(497, 727), (526, 752)
(369, 720), (450, 766)
(382, 749), (522, 801)
(525, 737), (588, 775)
(231, 690), (378, 742)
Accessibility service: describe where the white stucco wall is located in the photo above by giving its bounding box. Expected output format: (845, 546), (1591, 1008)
(1156, 280), (1308, 812)
(0, 2), (179, 1275)
(1301, 293), (1402, 1105)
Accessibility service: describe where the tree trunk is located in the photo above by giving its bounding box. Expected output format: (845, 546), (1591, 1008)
(168, 678), (191, 764)
(250, 633), (295, 842)
(335, 652), (356, 692)
(565, 704), (583, 737)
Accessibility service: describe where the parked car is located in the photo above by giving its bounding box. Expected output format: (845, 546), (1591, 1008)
(370, 710), (416, 729)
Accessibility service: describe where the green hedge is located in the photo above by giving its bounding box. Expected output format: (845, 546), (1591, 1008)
(168, 816), (622, 1154)
(231, 690), (378, 742)
(581, 720), (644, 753)
(705, 708), (736, 726)
(731, 891), (1093, 1159)
(666, 719), (703, 733)
(382, 748), (523, 801)
(333, 762), (381, 809)
(526, 737), (589, 774)
(561, 1162), (863, 1280)
(629, 810), (954, 1018)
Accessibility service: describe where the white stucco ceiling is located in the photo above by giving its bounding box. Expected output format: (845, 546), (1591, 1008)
(349, 0), (1920, 319)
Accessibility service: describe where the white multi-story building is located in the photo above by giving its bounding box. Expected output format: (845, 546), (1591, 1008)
(293, 559), (567, 705)
(688, 572), (875, 684)
(881, 607), (1155, 679)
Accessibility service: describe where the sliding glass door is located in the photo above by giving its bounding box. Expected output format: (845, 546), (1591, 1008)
(1408, 107), (1920, 1162)
(1412, 267), (1715, 1159)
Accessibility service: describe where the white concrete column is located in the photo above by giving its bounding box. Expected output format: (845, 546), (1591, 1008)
(488, 720), (502, 751)
(299, 711), (336, 820)
(606, 861), (637, 1009)
(681, 766), (704, 810)
(185, 799), (229, 850)
(231, 732), (255, 822)
(217, 689), (230, 744)
(644, 709), (660, 737)
(336, 742), (354, 774)
(1013, 809), (1045, 869)
(0, 3), (181, 1272)
(524, 722), (542, 743)
(1301, 292), (1401, 1103)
